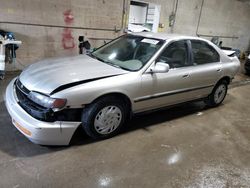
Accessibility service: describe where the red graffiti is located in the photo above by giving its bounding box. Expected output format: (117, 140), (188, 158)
(63, 9), (74, 25)
(62, 28), (75, 49)
(62, 9), (75, 49)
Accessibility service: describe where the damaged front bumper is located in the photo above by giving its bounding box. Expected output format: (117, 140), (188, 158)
(4, 78), (81, 145)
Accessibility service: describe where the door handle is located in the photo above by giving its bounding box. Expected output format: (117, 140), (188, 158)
(217, 69), (222, 72)
(182, 74), (190, 78)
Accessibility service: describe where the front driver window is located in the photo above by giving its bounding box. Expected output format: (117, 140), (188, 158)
(157, 40), (189, 69)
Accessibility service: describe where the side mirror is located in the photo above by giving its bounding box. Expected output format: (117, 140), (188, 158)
(150, 62), (170, 73)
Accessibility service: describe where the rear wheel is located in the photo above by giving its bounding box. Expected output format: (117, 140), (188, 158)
(205, 80), (228, 107)
(245, 69), (250, 75)
(81, 96), (128, 139)
(0, 75), (4, 80)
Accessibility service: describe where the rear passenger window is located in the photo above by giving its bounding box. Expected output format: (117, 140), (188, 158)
(191, 40), (219, 65)
(157, 40), (189, 69)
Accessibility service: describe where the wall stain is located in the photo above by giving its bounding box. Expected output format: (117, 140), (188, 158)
(62, 9), (75, 49)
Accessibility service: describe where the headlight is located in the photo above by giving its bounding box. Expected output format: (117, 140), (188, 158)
(28, 91), (67, 110)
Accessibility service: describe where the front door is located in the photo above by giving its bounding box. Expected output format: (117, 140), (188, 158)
(135, 40), (195, 112)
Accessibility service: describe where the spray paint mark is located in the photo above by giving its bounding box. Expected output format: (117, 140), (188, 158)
(62, 28), (75, 49)
(63, 9), (74, 24)
(62, 9), (75, 49)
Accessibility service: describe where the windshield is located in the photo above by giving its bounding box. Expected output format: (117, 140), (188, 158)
(91, 35), (164, 71)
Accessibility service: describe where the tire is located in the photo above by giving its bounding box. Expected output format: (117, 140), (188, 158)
(81, 96), (128, 139)
(0, 75), (4, 80)
(205, 80), (228, 107)
(245, 69), (250, 75)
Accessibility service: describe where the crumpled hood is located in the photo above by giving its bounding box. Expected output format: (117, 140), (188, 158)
(19, 55), (128, 95)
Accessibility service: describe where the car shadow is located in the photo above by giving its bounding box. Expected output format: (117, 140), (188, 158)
(0, 101), (69, 157)
(70, 101), (209, 145)
(0, 100), (210, 157)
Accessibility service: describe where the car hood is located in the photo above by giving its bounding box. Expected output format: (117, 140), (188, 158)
(19, 55), (128, 95)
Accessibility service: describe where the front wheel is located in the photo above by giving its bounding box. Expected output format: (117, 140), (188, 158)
(81, 96), (128, 139)
(205, 80), (228, 107)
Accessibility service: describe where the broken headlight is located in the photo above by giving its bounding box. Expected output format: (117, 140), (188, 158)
(28, 91), (67, 111)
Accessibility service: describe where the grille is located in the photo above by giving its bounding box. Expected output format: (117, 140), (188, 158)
(15, 79), (46, 110)
(14, 79), (53, 121)
(14, 78), (81, 122)
(16, 78), (30, 96)
(15, 79), (30, 104)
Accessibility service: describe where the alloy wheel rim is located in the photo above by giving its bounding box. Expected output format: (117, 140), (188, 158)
(214, 84), (226, 104)
(94, 106), (122, 135)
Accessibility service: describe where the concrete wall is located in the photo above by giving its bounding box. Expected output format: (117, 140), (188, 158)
(146, 0), (250, 50)
(173, 0), (250, 51)
(0, 0), (250, 71)
(0, 0), (127, 70)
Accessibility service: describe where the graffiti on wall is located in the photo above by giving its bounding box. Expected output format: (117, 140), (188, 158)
(62, 9), (75, 49)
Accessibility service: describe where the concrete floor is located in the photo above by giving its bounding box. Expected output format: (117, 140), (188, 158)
(1, 66), (250, 187)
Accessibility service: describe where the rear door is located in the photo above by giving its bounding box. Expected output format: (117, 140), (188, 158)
(185, 40), (223, 99)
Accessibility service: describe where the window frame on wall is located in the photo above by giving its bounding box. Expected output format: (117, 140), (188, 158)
(129, 1), (149, 24)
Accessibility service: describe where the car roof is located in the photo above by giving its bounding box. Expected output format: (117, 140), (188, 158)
(130, 32), (203, 41)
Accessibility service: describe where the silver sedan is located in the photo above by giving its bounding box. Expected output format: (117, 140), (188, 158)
(5, 32), (240, 145)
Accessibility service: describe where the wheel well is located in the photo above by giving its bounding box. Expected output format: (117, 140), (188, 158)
(217, 76), (231, 85)
(91, 93), (132, 114)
